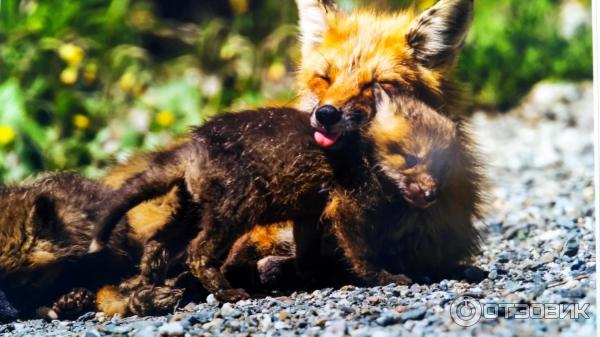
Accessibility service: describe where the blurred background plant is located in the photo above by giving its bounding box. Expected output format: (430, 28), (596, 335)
(0, 0), (592, 182)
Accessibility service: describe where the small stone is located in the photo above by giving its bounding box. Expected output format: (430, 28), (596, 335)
(322, 320), (346, 337)
(539, 229), (563, 241)
(278, 310), (289, 320)
(202, 318), (223, 331)
(367, 296), (380, 304)
(183, 302), (197, 312)
(170, 312), (186, 322)
(541, 253), (555, 264)
(399, 307), (427, 321)
(260, 314), (272, 330)
(273, 321), (287, 329)
(562, 238), (579, 257)
(94, 312), (106, 322)
(206, 294), (219, 305)
(526, 284), (546, 301)
(133, 326), (156, 337)
(556, 216), (575, 228)
(157, 322), (184, 336)
(340, 285), (355, 292)
(394, 305), (408, 313)
(84, 330), (101, 337)
(220, 303), (242, 318)
(496, 254), (510, 264)
(315, 318), (328, 327)
(559, 288), (585, 299)
(375, 312), (400, 326)
(571, 258), (585, 271)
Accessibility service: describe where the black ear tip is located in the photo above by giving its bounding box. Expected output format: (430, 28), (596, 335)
(32, 193), (58, 224)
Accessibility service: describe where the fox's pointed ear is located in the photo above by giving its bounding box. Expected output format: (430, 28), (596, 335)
(27, 194), (59, 231)
(406, 0), (473, 71)
(296, 0), (337, 57)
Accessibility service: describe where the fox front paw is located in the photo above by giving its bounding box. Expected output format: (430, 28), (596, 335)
(214, 288), (250, 303)
(50, 288), (96, 320)
(127, 285), (184, 316)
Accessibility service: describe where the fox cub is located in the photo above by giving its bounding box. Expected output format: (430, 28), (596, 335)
(0, 174), (142, 320)
(90, 107), (347, 302)
(223, 91), (486, 289)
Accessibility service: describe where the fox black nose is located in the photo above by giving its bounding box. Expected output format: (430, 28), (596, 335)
(315, 105), (342, 128)
(423, 190), (437, 203)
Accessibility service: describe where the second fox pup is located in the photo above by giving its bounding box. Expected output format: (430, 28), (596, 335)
(223, 92), (487, 288)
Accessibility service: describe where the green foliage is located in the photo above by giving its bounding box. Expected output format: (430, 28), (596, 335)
(0, 0), (593, 182)
(458, 0), (593, 110)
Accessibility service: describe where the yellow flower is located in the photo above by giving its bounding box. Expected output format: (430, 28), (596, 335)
(229, 0), (248, 15)
(119, 72), (136, 92)
(60, 66), (78, 85)
(73, 114), (90, 129)
(58, 43), (85, 66)
(0, 125), (16, 146)
(83, 63), (97, 84)
(267, 62), (286, 81)
(156, 111), (175, 128)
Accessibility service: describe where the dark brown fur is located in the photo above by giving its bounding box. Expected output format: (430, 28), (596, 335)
(223, 92), (486, 287)
(0, 173), (142, 319)
(90, 108), (342, 301)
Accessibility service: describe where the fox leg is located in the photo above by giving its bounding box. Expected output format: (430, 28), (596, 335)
(292, 216), (324, 284)
(221, 233), (262, 291)
(324, 195), (412, 286)
(186, 211), (249, 302)
(138, 185), (199, 286)
(138, 240), (170, 286)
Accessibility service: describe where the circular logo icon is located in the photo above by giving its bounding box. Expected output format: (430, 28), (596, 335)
(450, 296), (482, 327)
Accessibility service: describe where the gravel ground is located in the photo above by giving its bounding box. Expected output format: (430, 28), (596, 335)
(0, 82), (596, 337)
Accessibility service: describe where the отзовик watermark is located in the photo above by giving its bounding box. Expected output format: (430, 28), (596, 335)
(450, 296), (591, 327)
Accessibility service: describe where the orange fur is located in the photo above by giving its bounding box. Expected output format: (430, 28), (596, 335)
(295, 0), (472, 115)
(96, 285), (128, 317)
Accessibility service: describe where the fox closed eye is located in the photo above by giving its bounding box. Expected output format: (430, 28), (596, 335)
(316, 74), (331, 83)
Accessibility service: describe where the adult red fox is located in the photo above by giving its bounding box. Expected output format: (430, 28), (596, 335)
(296, 0), (473, 148)
(221, 0), (483, 288)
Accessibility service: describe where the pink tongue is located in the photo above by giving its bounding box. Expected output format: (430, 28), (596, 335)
(314, 131), (339, 147)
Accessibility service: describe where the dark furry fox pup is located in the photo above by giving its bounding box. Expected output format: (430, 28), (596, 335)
(88, 107), (343, 302)
(222, 91), (487, 288)
(90, 102), (431, 302)
(0, 173), (143, 321)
